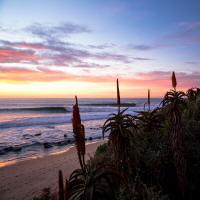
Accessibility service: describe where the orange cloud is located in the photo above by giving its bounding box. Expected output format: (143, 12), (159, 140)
(0, 67), (199, 97)
(0, 49), (37, 63)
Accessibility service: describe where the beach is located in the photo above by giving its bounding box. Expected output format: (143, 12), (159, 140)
(0, 140), (106, 200)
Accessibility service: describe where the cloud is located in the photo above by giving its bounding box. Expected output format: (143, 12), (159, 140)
(175, 22), (200, 43)
(26, 23), (91, 40)
(87, 43), (115, 49)
(93, 52), (131, 63)
(73, 62), (110, 68)
(134, 57), (152, 61)
(128, 44), (161, 51)
(134, 71), (200, 88)
(0, 22), (136, 76)
(0, 66), (113, 83)
(184, 61), (198, 65)
(0, 47), (37, 64)
(0, 40), (45, 50)
(0, 34), (131, 66)
(1, 66), (199, 90)
(0, 66), (71, 82)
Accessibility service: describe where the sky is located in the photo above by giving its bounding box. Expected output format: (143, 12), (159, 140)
(0, 0), (200, 98)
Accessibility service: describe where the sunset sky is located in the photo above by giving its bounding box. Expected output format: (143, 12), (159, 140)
(0, 0), (200, 98)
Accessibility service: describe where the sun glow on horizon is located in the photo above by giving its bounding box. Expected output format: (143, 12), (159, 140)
(0, 0), (200, 98)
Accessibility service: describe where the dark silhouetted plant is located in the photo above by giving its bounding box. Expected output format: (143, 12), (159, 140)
(67, 163), (123, 200)
(103, 108), (136, 159)
(58, 170), (64, 200)
(186, 88), (200, 102)
(58, 170), (69, 200)
(117, 78), (120, 113)
(161, 71), (186, 198)
(136, 107), (163, 133)
(136, 89), (163, 133)
(72, 96), (86, 174)
(103, 80), (137, 175)
(148, 89), (151, 111)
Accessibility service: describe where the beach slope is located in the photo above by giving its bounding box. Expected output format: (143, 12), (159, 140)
(0, 140), (106, 200)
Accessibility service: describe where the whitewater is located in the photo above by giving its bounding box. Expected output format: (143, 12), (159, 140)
(0, 98), (161, 166)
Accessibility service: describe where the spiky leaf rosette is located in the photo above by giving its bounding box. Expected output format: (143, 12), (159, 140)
(172, 71), (177, 89)
(103, 108), (137, 173)
(136, 107), (163, 133)
(67, 163), (126, 200)
(186, 87), (200, 102)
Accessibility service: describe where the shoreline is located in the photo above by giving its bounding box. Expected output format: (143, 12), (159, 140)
(0, 138), (104, 168)
(0, 140), (106, 200)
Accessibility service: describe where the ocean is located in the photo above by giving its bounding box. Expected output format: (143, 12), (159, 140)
(0, 98), (161, 167)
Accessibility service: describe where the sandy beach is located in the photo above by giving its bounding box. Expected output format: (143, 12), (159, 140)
(0, 140), (106, 200)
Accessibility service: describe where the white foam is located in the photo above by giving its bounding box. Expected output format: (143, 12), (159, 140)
(0, 112), (111, 129)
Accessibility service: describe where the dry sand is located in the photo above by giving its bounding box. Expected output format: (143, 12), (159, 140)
(0, 140), (106, 200)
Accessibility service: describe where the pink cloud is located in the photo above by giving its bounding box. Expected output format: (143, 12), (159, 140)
(14, 44), (44, 50)
(175, 22), (200, 43)
(0, 67), (199, 91)
(0, 48), (37, 63)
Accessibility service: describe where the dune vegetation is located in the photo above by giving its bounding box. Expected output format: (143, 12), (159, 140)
(34, 72), (200, 200)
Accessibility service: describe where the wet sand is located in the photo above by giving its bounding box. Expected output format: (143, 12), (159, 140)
(0, 140), (106, 200)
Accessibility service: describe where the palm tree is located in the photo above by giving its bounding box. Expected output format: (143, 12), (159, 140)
(161, 71), (186, 198)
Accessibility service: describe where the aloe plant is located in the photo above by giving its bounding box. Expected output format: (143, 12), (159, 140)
(103, 79), (137, 172)
(161, 72), (186, 198)
(186, 88), (200, 102)
(136, 108), (163, 133)
(67, 163), (123, 200)
(103, 109), (136, 169)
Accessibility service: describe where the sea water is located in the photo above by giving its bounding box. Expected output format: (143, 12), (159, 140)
(0, 98), (161, 166)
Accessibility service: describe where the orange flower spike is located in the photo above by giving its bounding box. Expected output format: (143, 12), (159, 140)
(117, 79), (120, 112)
(148, 89), (150, 111)
(172, 71), (177, 90)
(72, 96), (81, 130)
